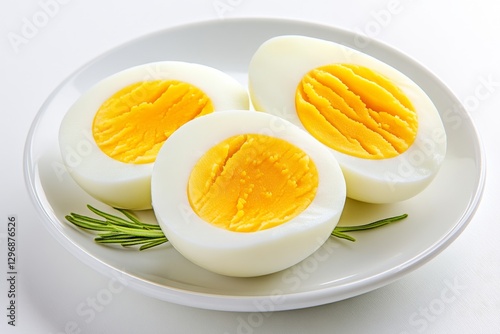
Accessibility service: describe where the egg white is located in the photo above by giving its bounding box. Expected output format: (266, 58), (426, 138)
(151, 110), (346, 277)
(59, 61), (249, 210)
(248, 35), (447, 203)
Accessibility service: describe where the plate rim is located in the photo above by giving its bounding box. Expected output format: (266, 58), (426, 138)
(23, 17), (487, 312)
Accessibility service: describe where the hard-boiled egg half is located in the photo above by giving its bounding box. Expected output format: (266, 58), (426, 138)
(59, 61), (249, 210)
(248, 36), (447, 203)
(151, 111), (346, 277)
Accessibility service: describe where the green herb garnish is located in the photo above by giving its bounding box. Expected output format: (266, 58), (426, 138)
(331, 213), (408, 241)
(65, 205), (167, 250)
(66, 205), (408, 250)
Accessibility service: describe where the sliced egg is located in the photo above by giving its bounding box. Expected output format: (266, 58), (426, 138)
(151, 111), (346, 277)
(248, 35), (447, 203)
(59, 61), (249, 210)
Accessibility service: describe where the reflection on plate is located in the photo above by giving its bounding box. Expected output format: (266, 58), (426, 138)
(24, 18), (485, 312)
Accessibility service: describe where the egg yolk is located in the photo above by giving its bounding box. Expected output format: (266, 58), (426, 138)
(295, 64), (418, 159)
(187, 134), (319, 232)
(93, 80), (214, 164)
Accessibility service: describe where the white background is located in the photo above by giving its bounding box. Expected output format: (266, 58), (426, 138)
(1, 0), (499, 333)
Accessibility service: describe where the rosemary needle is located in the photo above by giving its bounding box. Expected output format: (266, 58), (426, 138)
(66, 205), (408, 250)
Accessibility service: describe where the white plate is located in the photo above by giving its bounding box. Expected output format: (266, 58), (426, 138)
(24, 18), (485, 312)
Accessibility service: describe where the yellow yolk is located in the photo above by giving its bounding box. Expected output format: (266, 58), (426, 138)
(295, 64), (418, 159)
(93, 80), (214, 164)
(187, 134), (319, 232)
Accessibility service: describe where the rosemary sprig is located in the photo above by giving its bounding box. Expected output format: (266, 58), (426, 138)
(65, 205), (408, 250)
(65, 205), (167, 251)
(331, 213), (408, 241)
